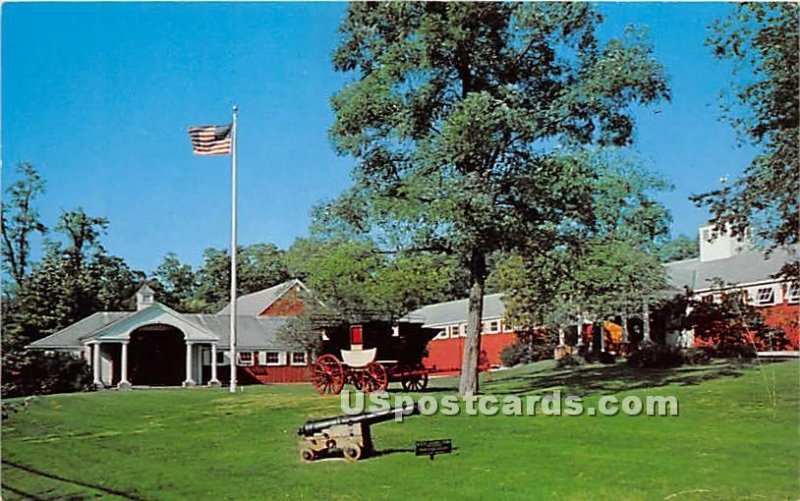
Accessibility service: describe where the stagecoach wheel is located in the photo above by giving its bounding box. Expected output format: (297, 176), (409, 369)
(401, 370), (429, 392)
(300, 448), (316, 462)
(343, 444), (362, 462)
(361, 362), (388, 395)
(312, 354), (345, 395)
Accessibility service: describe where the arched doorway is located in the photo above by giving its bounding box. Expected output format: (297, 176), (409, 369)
(129, 324), (185, 386)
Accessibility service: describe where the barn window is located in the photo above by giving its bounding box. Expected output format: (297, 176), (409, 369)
(459, 324), (467, 337)
(237, 352), (254, 366)
(434, 329), (447, 340)
(755, 287), (776, 306)
(216, 351), (229, 366)
(488, 320), (500, 333)
(262, 351), (282, 366)
(291, 352), (307, 366)
(448, 325), (458, 338)
(787, 283), (800, 304)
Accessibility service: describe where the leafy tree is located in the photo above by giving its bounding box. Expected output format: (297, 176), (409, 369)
(1, 162), (47, 288)
(3, 207), (141, 397)
(194, 244), (290, 312)
(151, 253), (200, 311)
(658, 234), (699, 263)
(327, 2), (668, 396)
(691, 4), (799, 250)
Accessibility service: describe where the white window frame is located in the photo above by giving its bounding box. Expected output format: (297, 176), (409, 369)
(487, 320), (500, 333)
(787, 283), (800, 304)
(260, 351), (284, 366)
(434, 329), (448, 340)
(459, 324), (467, 337)
(755, 286), (776, 306)
(216, 351), (230, 366)
(237, 351), (254, 367)
(290, 352), (308, 366)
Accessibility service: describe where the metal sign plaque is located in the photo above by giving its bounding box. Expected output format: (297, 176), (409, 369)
(415, 439), (452, 460)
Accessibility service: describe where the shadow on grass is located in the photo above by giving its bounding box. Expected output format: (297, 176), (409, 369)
(482, 362), (745, 397)
(1, 459), (145, 500)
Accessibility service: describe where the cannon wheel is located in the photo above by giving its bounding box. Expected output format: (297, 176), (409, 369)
(300, 448), (316, 462)
(342, 443), (362, 462)
(312, 354), (345, 395)
(360, 362), (388, 395)
(401, 366), (429, 392)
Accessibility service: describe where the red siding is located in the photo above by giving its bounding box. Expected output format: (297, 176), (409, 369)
(757, 302), (800, 348)
(259, 287), (305, 317)
(423, 332), (517, 376)
(242, 365), (310, 384)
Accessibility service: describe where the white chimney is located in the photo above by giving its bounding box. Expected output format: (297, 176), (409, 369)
(698, 224), (750, 262)
(136, 284), (155, 311)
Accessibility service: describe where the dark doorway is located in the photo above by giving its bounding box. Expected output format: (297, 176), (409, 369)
(129, 325), (185, 386)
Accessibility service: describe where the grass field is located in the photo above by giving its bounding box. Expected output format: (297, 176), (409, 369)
(2, 359), (798, 500)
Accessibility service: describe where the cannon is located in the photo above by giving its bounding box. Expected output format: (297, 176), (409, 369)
(297, 404), (419, 462)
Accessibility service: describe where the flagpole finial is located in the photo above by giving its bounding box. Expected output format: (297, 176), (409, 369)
(232, 104), (238, 113)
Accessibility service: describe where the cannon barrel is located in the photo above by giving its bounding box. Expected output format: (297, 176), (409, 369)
(297, 404), (418, 436)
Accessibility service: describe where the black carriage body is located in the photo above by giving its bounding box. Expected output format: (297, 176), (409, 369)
(320, 321), (438, 367)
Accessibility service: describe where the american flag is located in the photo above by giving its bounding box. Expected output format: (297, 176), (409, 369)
(187, 124), (232, 156)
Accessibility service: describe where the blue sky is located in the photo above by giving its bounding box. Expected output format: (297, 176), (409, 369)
(2, 2), (756, 273)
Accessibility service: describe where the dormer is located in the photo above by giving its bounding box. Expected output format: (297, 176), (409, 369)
(136, 284), (156, 311)
(698, 224), (750, 262)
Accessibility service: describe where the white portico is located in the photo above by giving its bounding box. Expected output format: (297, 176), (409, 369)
(84, 286), (221, 389)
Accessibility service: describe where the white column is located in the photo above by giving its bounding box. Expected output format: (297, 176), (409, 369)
(92, 343), (102, 386)
(183, 341), (195, 387)
(575, 316), (584, 347)
(209, 344), (220, 386)
(118, 341), (131, 389)
(558, 327), (565, 346)
(642, 302), (652, 343)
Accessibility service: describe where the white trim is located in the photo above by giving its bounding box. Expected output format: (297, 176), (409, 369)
(787, 283), (800, 304)
(236, 351), (254, 366)
(290, 352), (308, 366)
(262, 351), (284, 366)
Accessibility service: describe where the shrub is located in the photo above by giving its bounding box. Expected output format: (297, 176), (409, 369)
(500, 336), (555, 367)
(2, 351), (95, 398)
(683, 347), (713, 365)
(713, 342), (756, 360)
(556, 353), (585, 368)
(626, 344), (684, 369)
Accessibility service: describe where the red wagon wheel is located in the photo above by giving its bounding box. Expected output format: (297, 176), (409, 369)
(360, 362), (388, 395)
(401, 364), (429, 392)
(312, 354), (345, 395)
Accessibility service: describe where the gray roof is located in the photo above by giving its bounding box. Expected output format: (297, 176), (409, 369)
(184, 315), (292, 350)
(217, 279), (309, 316)
(28, 309), (295, 351)
(27, 312), (132, 349)
(402, 293), (506, 327)
(665, 247), (797, 292)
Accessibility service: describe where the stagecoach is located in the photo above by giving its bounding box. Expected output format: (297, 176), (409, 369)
(311, 322), (438, 395)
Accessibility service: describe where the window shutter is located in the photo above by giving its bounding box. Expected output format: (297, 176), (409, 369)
(258, 351), (267, 365)
(278, 352), (288, 365)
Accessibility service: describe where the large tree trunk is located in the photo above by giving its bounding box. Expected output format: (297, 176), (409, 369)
(458, 249), (486, 398)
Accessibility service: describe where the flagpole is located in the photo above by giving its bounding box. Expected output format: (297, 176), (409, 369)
(229, 105), (238, 394)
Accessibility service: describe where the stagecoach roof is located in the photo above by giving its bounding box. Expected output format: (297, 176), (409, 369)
(401, 293), (506, 328)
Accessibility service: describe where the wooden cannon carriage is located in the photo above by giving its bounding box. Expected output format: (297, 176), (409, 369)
(312, 322), (438, 395)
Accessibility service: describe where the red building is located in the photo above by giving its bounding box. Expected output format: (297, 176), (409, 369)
(664, 225), (799, 350)
(28, 279), (318, 388)
(402, 294), (517, 376)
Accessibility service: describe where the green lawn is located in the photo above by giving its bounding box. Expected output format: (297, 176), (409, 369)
(2, 359), (798, 500)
